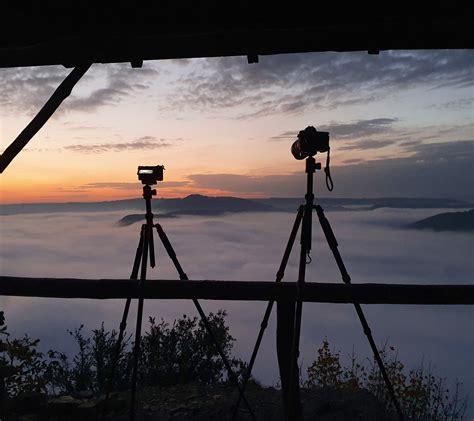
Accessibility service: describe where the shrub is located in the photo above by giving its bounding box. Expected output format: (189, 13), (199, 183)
(0, 310), (242, 397)
(306, 338), (467, 420)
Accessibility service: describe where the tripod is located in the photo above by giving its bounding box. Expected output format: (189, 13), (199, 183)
(104, 183), (256, 421)
(232, 156), (404, 421)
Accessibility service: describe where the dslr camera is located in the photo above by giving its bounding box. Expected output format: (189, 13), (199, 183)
(291, 126), (329, 160)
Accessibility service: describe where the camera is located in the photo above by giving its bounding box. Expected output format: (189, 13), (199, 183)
(137, 165), (164, 185)
(291, 126), (330, 160)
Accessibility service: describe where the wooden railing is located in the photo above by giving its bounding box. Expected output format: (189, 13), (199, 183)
(1, 276), (472, 304)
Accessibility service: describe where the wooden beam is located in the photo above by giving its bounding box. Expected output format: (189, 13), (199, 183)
(0, 276), (472, 305)
(0, 64), (91, 173)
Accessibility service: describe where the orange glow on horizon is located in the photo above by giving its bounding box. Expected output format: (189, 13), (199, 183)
(0, 181), (265, 204)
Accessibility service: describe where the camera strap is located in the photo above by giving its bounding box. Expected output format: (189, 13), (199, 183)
(324, 148), (334, 191)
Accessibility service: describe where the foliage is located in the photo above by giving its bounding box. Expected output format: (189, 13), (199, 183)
(139, 310), (243, 387)
(0, 313), (51, 396)
(0, 309), (469, 420)
(0, 310), (243, 397)
(306, 338), (467, 420)
(0, 334), (50, 396)
(44, 324), (131, 395)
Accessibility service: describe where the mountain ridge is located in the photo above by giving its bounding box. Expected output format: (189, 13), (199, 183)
(1, 195), (473, 216)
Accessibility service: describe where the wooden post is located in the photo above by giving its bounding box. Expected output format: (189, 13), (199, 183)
(277, 300), (300, 420)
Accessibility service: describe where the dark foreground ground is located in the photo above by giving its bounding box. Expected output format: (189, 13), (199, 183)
(6, 383), (396, 420)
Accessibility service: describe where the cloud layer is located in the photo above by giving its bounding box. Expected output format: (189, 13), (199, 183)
(164, 50), (474, 117)
(1, 209), (472, 415)
(2, 50), (472, 120)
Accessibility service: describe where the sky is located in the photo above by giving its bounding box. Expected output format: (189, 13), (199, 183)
(0, 49), (473, 203)
(1, 208), (473, 414)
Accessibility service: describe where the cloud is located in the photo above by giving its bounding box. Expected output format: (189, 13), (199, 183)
(331, 140), (474, 199)
(66, 65), (157, 112)
(61, 123), (111, 131)
(0, 66), (67, 114)
(270, 118), (400, 149)
(339, 139), (397, 151)
(80, 181), (190, 190)
(269, 130), (299, 141)
(188, 140), (474, 200)
(320, 118), (398, 139)
(0, 63), (157, 116)
(1, 209), (472, 415)
(269, 120), (474, 153)
(64, 136), (181, 153)
(431, 97), (474, 111)
(342, 158), (364, 164)
(163, 50), (474, 117)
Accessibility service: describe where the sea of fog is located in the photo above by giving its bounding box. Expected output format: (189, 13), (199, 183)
(1, 208), (473, 413)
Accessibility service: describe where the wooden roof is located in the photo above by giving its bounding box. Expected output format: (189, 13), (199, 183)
(1, 2), (473, 68)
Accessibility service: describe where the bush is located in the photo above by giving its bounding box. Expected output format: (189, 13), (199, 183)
(0, 310), (469, 420)
(306, 338), (467, 420)
(0, 310), (243, 397)
(139, 310), (237, 386)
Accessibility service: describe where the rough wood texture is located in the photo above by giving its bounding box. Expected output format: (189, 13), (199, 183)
(1, 4), (473, 68)
(0, 276), (472, 304)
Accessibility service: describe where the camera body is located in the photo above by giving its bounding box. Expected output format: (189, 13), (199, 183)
(291, 126), (329, 160)
(137, 165), (164, 185)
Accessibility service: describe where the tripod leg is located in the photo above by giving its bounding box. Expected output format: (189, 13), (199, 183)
(129, 228), (150, 421)
(147, 224), (156, 268)
(155, 223), (256, 420)
(155, 223), (187, 279)
(131, 226), (145, 281)
(314, 205), (404, 420)
(102, 226), (145, 419)
(287, 204), (312, 420)
(231, 206), (304, 420)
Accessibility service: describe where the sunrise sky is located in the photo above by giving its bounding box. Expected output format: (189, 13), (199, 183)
(1, 50), (473, 203)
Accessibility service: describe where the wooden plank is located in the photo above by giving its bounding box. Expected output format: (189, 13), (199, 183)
(0, 276), (472, 304)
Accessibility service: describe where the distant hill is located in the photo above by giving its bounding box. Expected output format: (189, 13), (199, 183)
(116, 195), (278, 226)
(1, 195), (473, 216)
(411, 209), (474, 232)
(154, 194), (276, 214)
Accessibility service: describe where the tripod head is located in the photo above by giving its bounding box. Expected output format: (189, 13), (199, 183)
(142, 184), (157, 200)
(305, 156), (321, 174)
